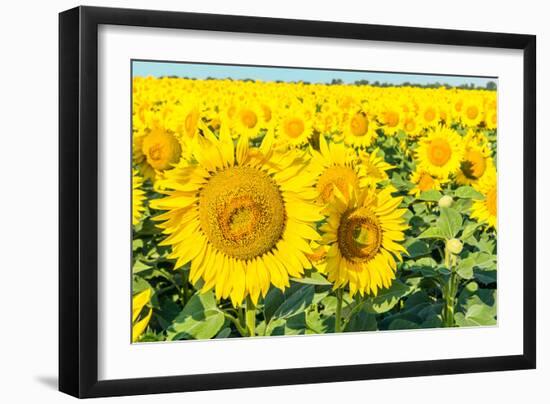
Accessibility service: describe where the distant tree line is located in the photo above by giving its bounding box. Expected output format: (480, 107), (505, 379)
(155, 75), (497, 91)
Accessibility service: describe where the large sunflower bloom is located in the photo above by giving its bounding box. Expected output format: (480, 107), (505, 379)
(319, 187), (409, 297)
(416, 127), (464, 179)
(151, 129), (323, 306)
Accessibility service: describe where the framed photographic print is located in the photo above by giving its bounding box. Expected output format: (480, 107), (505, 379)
(59, 6), (536, 398)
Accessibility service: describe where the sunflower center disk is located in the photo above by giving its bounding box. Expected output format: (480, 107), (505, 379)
(466, 106), (479, 120)
(350, 113), (369, 136)
(199, 166), (286, 260)
(285, 118), (305, 138)
(338, 208), (382, 263)
(240, 109), (258, 128)
(418, 173), (435, 191)
(461, 150), (487, 179)
(424, 108), (436, 122)
(317, 166), (358, 203)
(428, 138), (452, 167)
(385, 111), (399, 127)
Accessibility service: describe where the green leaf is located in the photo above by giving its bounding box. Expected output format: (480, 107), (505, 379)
(437, 207), (463, 239)
(306, 310), (334, 334)
(461, 221), (480, 241)
(456, 256), (475, 279)
(166, 291), (224, 340)
(272, 285), (315, 320)
(455, 186), (484, 200)
(290, 272), (331, 286)
(474, 269), (497, 285)
(456, 251), (496, 280)
(364, 280), (413, 314)
(344, 311), (378, 332)
(388, 318), (421, 330)
(417, 226), (445, 239)
(132, 238), (144, 251)
(133, 260), (153, 274)
(215, 328), (232, 339)
(263, 288), (285, 323)
(470, 252), (497, 270)
(405, 240), (431, 258)
(418, 190), (443, 201)
(454, 304), (496, 326)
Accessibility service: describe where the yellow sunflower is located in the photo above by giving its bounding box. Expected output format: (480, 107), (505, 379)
(151, 130), (323, 307)
(132, 169), (146, 225)
(471, 163), (497, 229)
(140, 127), (183, 180)
(132, 288), (152, 343)
(409, 168), (443, 197)
(233, 101), (266, 139)
(275, 102), (314, 147)
(456, 133), (493, 185)
(461, 97), (484, 127)
(416, 127), (465, 179)
(309, 135), (361, 204)
(357, 148), (394, 188)
(320, 187), (409, 297)
(342, 109), (378, 149)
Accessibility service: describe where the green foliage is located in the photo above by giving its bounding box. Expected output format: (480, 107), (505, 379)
(131, 120), (498, 342)
(166, 291), (225, 340)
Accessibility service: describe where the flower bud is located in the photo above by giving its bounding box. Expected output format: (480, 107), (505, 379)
(446, 238), (463, 255)
(438, 195), (453, 208)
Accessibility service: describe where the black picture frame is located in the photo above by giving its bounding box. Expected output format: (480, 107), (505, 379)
(59, 5), (536, 398)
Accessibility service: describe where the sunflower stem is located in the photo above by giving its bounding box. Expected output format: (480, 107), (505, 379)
(442, 246), (456, 327)
(223, 312), (248, 337)
(245, 296), (256, 337)
(335, 289), (344, 333)
(181, 268), (189, 305)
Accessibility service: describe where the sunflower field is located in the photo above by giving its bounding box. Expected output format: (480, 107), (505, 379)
(131, 74), (497, 342)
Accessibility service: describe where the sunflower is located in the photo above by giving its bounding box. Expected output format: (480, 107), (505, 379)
(140, 127), (183, 180)
(416, 127), (464, 179)
(319, 187), (409, 296)
(132, 288), (152, 342)
(357, 148), (394, 188)
(233, 101), (266, 139)
(151, 130), (323, 306)
(379, 104), (402, 135)
(461, 97), (484, 127)
(418, 101), (440, 128)
(409, 168), (443, 197)
(275, 102), (314, 147)
(471, 163), (497, 229)
(456, 133), (493, 185)
(342, 109), (378, 149)
(308, 135), (361, 204)
(132, 169), (146, 225)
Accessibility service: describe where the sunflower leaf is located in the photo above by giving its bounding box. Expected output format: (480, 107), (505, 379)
(455, 186), (484, 200)
(363, 280), (413, 314)
(417, 226), (445, 240)
(271, 285), (315, 321)
(166, 291), (224, 340)
(437, 207), (463, 239)
(417, 190), (443, 202)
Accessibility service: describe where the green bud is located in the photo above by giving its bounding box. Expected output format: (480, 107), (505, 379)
(438, 195), (454, 208)
(446, 238), (463, 255)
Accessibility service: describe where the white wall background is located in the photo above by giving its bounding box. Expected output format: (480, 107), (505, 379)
(0, 0), (545, 402)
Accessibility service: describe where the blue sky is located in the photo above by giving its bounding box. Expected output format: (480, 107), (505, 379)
(132, 60), (496, 88)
